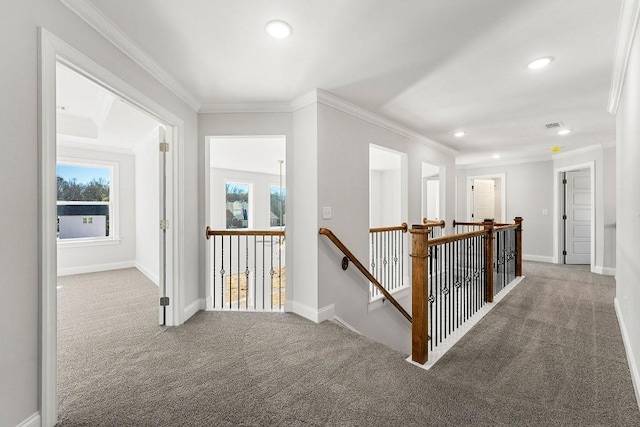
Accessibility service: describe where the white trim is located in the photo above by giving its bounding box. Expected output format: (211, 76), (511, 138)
(457, 154), (551, 169)
(552, 161), (596, 268)
(199, 102), (291, 114)
(615, 297), (640, 411)
(16, 413), (41, 427)
(315, 89), (458, 156)
(608, 0), (640, 114)
(408, 276), (526, 370)
(368, 286), (411, 313)
(291, 301), (335, 323)
(290, 89), (319, 112)
(522, 254), (554, 263)
(57, 134), (134, 154)
(57, 260), (135, 277)
(593, 265), (617, 276)
(332, 316), (361, 334)
(551, 144), (603, 160)
(57, 237), (121, 248)
(59, 0), (201, 111)
(184, 298), (206, 321)
(135, 261), (159, 286)
(39, 27), (186, 427)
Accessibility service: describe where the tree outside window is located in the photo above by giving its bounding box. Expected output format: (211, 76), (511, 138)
(270, 185), (286, 227)
(226, 182), (250, 229)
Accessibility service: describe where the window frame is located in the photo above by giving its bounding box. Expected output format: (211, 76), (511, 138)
(56, 157), (119, 247)
(224, 180), (253, 230)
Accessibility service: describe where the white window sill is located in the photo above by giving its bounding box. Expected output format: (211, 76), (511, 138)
(57, 238), (121, 248)
(368, 285), (411, 313)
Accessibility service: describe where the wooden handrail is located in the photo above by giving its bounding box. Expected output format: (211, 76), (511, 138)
(370, 223), (408, 233)
(319, 228), (412, 323)
(427, 229), (487, 247)
(423, 218), (446, 228)
(494, 224), (518, 231)
(205, 226), (285, 239)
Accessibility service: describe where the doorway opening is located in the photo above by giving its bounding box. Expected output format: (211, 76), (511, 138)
(466, 174), (506, 223)
(558, 167), (593, 265)
(40, 29), (185, 426)
(205, 136), (287, 311)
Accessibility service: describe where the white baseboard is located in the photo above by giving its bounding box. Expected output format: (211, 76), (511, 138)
(184, 298), (206, 321)
(522, 254), (554, 263)
(615, 297), (640, 411)
(291, 301), (335, 323)
(593, 265), (616, 276)
(332, 316), (360, 334)
(57, 260), (135, 276)
(135, 261), (159, 286)
(17, 412), (40, 427)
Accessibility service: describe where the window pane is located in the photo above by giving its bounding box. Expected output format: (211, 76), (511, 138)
(226, 182), (249, 229)
(270, 185), (286, 227)
(57, 164), (111, 239)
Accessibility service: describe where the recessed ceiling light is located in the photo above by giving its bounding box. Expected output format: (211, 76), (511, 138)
(527, 57), (553, 70)
(557, 129), (572, 135)
(453, 131), (465, 138)
(265, 20), (292, 39)
(492, 154), (501, 159)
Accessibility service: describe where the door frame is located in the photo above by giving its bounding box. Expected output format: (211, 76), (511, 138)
(466, 173), (506, 222)
(552, 161), (595, 269)
(39, 28), (185, 426)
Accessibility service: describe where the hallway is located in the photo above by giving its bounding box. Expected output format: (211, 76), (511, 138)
(57, 263), (639, 426)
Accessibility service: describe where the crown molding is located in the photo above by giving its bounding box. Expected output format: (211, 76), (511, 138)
(552, 143), (603, 160)
(199, 102), (291, 114)
(608, 0), (640, 114)
(59, 0), (202, 112)
(314, 89), (458, 156)
(57, 134), (134, 155)
(456, 153), (552, 170)
(290, 89), (319, 112)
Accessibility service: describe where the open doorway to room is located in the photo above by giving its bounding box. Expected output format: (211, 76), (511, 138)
(54, 61), (172, 420)
(554, 164), (594, 266)
(466, 174), (506, 223)
(369, 144), (409, 301)
(205, 136), (287, 312)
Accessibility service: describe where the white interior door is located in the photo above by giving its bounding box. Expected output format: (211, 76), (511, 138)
(158, 126), (169, 324)
(472, 179), (495, 221)
(564, 170), (591, 264)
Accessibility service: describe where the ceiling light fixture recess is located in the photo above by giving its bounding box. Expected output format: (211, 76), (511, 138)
(527, 56), (553, 69)
(453, 131), (465, 137)
(557, 129), (572, 135)
(492, 154), (501, 159)
(265, 20), (292, 39)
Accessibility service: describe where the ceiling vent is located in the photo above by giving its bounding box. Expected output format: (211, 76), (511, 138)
(545, 122), (563, 129)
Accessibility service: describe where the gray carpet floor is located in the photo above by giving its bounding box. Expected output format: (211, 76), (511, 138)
(57, 263), (640, 426)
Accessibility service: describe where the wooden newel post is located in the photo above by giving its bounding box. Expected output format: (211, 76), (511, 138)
(410, 225), (430, 364)
(514, 217), (523, 277)
(483, 218), (495, 303)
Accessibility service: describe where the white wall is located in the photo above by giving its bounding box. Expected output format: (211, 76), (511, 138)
(135, 139), (160, 284)
(0, 2), (199, 425)
(57, 145), (136, 275)
(615, 6), (640, 406)
(317, 102), (456, 354)
(457, 161), (554, 261)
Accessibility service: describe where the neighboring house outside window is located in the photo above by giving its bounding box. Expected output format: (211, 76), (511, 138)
(57, 161), (116, 241)
(225, 182), (250, 229)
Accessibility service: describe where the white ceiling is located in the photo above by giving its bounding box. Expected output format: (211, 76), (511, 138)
(56, 63), (160, 151)
(85, 0), (622, 165)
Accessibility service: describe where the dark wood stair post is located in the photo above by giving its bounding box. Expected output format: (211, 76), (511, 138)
(483, 219), (495, 303)
(514, 217), (523, 277)
(410, 224), (430, 364)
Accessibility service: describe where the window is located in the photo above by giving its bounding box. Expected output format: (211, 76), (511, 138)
(225, 182), (250, 229)
(270, 185), (286, 227)
(57, 162), (115, 241)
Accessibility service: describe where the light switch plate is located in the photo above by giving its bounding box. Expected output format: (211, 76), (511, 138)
(322, 206), (332, 219)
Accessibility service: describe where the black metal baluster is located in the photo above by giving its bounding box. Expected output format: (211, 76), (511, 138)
(220, 236), (225, 309)
(254, 236), (257, 310)
(279, 236), (283, 310)
(213, 236), (216, 309)
(245, 235), (249, 310)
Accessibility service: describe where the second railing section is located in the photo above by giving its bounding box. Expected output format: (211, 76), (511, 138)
(206, 227), (285, 312)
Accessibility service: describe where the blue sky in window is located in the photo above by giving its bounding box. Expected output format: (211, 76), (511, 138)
(57, 164), (110, 184)
(270, 185), (286, 196)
